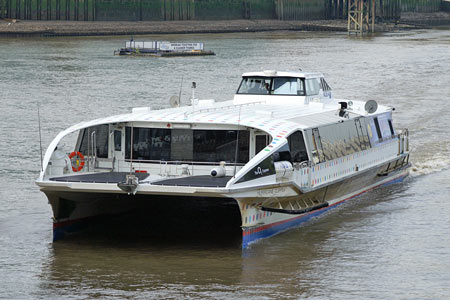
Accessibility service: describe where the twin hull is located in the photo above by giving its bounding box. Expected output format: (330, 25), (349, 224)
(44, 159), (408, 248)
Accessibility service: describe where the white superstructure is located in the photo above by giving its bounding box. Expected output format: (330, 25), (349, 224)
(36, 70), (410, 247)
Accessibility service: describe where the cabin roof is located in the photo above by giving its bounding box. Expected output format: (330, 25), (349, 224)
(287, 110), (346, 127)
(241, 70), (323, 79)
(67, 98), (390, 140)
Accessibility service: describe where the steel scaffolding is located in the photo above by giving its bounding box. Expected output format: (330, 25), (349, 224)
(348, 0), (375, 34)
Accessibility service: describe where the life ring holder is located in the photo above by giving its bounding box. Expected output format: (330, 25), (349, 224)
(68, 151), (85, 172)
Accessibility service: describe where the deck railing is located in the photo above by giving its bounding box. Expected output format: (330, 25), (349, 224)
(88, 158), (245, 178)
(398, 128), (409, 155)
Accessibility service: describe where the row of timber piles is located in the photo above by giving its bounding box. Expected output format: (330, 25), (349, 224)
(0, 0), (444, 21)
(402, 0), (441, 12)
(0, 0), (274, 20)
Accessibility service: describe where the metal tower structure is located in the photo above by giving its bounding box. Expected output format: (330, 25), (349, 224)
(348, 0), (376, 34)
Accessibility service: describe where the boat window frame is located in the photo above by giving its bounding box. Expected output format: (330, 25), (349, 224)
(320, 77), (332, 92)
(77, 124), (109, 159)
(236, 76), (306, 96)
(255, 134), (271, 155)
(305, 78), (321, 96)
(388, 119), (395, 137)
(287, 130), (309, 163)
(236, 76), (272, 95)
(311, 128), (325, 163)
(272, 77), (306, 96)
(124, 127), (250, 165)
(373, 117), (383, 142)
(114, 130), (122, 152)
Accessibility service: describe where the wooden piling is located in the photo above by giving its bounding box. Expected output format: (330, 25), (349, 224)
(2, 0), (444, 23)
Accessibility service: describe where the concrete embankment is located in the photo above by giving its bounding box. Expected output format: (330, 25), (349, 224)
(400, 12), (450, 26)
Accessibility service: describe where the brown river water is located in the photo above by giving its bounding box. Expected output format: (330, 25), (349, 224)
(1, 29), (450, 299)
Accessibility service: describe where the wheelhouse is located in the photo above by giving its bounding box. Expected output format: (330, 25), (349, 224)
(233, 71), (333, 105)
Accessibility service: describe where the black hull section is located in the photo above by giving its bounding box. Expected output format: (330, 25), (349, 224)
(49, 193), (242, 245)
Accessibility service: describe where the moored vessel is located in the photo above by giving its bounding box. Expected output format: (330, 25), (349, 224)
(36, 70), (410, 247)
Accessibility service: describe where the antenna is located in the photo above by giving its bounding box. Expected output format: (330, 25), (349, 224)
(233, 105), (242, 177)
(191, 82), (196, 112)
(178, 75), (183, 105)
(130, 123), (134, 175)
(37, 102), (43, 172)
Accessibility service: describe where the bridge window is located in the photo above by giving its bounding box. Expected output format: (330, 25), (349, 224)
(273, 77), (305, 95)
(237, 76), (306, 96)
(237, 77), (271, 95)
(305, 78), (321, 96)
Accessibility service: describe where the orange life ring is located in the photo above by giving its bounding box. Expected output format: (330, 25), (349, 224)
(68, 151), (85, 172)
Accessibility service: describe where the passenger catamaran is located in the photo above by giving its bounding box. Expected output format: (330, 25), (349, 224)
(36, 70), (410, 247)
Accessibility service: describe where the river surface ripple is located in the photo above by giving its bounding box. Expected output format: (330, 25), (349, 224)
(1, 29), (450, 299)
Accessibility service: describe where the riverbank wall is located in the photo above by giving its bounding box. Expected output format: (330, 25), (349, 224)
(0, 19), (348, 37)
(1, 0), (440, 22)
(0, 17), (434, 37)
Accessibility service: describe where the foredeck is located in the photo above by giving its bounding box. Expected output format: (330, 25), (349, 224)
(49, 172), (230, 187)
(151, 176), (232, 187)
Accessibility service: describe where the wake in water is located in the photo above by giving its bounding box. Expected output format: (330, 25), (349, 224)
(410, 151), (450, 176)
(411, 159), (450, 176)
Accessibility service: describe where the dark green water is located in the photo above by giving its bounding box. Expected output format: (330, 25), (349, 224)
(1, 29), (449, 299)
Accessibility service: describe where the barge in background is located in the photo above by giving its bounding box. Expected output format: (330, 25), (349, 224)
(36, 70), (410, 248)
(114, 40), (215, 57)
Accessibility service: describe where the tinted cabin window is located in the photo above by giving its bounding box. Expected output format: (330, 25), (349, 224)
(354, 118), (371, 150)
(149, 128), (171, 160)
(114, 130), (121, 151)
(125, 128), (249, 164)
(373, 117), (383, 142)
(255, 135), (270, 154)
(78, 125), (109, 158)
(388, 120), (395, 137)
(288, 131), (308, 162)
(125, 127), (171, 161)
(193, 130), (249, 163)
(171, 129), (193, 161)
(310, 120), (369, 163)
(311, 128), (325, 163)
(272, 144), (291, 162)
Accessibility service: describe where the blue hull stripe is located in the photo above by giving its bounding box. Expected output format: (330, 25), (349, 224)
(242, 172), (408, 248)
